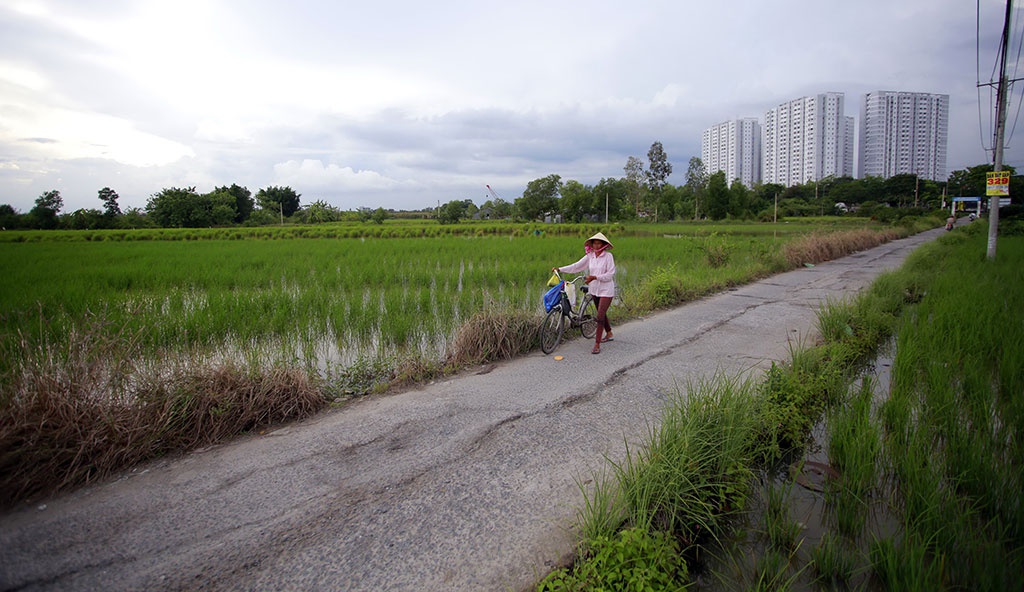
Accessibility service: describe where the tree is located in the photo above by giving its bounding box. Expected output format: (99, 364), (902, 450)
(0, 204), (24, 229)
(213, 184), (254, 223)
(645, 141), (673, 220)
(655, 183), (683, 221)
(728, 180), (752, 219)
(304, 200), (339, 224)
(480, 197), (513, 219)
(146, 186), (223, 228)
(594, 177), (629, 222)
(882, 173), (919, 207)
(559, 180), (596, 222)
(66, 208), (105, 230)
(515, 174), (561, 221)
(30, 190), (63, 229)
(705, 171), (730, 220)
(685, 158), (707, 220)
(371, 207), (388, 224)
(256, 185), (301, 218)
(120, 207), (153, 229)
(98, 187), (121, 218)
(945, 164), (1019, 198)
(623, 156), (645, 217)
(437, 199), (469, 224)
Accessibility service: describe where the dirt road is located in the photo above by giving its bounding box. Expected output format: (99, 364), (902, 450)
(0, 228), (944, 591)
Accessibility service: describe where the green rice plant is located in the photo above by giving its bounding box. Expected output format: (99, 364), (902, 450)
(827, 379), (881, 500)
(750, 547), (800, 592)
(762, 479), (803, 551)
(869, 533), (945, 592)
(811, 532), (856, 585)
(827, 483), (868, 540)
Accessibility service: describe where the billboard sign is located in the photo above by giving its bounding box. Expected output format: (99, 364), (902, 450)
(987, 171), (1011, 196)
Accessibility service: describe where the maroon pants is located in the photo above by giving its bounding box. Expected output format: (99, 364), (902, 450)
(593, 296), (612, 343)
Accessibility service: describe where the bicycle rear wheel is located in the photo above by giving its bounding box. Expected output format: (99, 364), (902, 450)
(539, 306), (565, 354)
(579, 295), (597, 339)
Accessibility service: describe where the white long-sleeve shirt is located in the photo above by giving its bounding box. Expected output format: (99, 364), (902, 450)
(558, 251), (616, 298)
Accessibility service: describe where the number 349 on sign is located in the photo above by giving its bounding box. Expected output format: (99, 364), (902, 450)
(987, 171), (1010, 196)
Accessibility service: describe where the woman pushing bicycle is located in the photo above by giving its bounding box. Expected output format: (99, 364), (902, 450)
(553, 232), (616, 354)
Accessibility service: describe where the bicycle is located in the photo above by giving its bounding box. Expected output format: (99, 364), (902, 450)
(539, 270), (598, 354)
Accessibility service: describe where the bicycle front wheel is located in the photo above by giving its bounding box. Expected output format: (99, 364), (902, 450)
(540, 307), (566, 354)
(579, 295), (597, 339)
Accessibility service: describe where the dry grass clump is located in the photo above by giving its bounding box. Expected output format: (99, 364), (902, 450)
(0, 326), (325, 507)
(447, 308), (540, 367)
(782, 229), (900, 267)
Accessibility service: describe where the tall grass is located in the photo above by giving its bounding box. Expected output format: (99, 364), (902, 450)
(0, 318), (323, 505)
(548, 375), (763, 590)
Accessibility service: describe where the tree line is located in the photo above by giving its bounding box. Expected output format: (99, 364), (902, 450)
(1, 142), (1017, 230)
(441, 147), (1018, 225)
(0, 184), (397, 230)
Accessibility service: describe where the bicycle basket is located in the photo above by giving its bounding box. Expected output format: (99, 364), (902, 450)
(543, 282), (563, 312)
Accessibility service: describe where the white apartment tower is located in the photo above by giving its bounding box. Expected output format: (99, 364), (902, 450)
(858, 91), (949, 181)
(701, 118), (762, 187)
(762, 92), (855, 187)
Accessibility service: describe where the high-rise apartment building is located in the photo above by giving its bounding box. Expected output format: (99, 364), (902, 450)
(762, 92), (855, 187)
(701, 118), (762, 187)
(858, 91), (948, 181)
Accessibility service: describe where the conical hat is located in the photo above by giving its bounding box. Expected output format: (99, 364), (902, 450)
(586, 232), (613, 248)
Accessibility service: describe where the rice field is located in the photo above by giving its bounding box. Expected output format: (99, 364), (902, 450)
(0, 218), (917, 505)
(0, 228), (801, 376)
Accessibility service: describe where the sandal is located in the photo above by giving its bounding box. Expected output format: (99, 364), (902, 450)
(591, 344), (601, 354)
(601, 336), (613, 343)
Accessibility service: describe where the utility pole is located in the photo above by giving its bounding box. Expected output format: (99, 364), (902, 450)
(987, 0), (1012, 260)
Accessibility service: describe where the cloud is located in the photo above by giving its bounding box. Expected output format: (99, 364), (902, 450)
(0, 0), (1018, 215)
(272, 159), (411, 192)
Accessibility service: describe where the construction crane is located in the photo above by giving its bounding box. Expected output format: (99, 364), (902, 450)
(485, 185), (503, 202)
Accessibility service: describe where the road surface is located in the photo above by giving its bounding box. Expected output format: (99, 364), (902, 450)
(0, 228), (944, 592)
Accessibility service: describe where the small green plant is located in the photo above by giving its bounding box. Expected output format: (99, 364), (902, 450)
(699, 233), (732, 268)
(536, 527), (687, 592)
(633, 263), (687, 309)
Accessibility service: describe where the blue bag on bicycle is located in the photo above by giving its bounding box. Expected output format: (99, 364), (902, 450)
(543, 282), (563, 312)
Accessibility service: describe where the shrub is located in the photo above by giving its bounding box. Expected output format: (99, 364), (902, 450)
(537, 528), (687, 592)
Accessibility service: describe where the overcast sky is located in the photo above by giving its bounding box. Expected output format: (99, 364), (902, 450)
(1, 0), (1021, 214)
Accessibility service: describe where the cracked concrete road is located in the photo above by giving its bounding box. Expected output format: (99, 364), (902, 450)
(0, 228), (944, 592)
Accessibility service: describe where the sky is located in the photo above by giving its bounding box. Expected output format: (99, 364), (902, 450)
(1, 0), (1021, 214)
